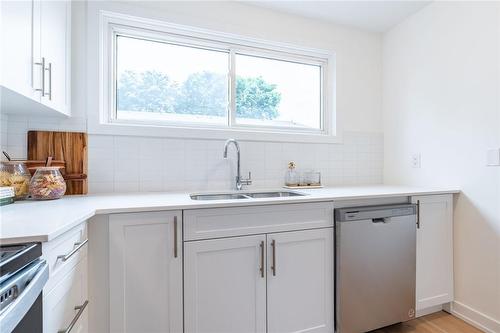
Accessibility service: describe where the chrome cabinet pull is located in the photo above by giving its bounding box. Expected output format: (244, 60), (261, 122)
(271, 239), (276, 276)
(57, 239), (88, 262)
(34, 57), (45, 96)
(45, 62), (52, 100)
(58, 300), (88, 333)
(259, 241), (264, 278)
(416, 200), (421, 229)
(173, 216), (178, 258)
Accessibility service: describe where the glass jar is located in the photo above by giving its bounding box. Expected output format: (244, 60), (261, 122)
(29, 167), (67, 200)
(300, 170), (322, 186)
(0, 161), (31, 200)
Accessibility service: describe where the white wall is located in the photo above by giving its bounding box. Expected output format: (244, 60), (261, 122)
(2, 0), (385, 192)
(383, 2), (500, 331)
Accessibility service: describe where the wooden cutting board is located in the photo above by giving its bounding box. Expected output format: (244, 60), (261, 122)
(27, 131), (88, 195)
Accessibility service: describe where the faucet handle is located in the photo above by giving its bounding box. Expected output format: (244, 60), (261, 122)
(242, 171), (252, 185)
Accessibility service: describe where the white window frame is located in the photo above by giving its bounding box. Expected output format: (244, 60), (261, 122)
(95, 11), (339, 143)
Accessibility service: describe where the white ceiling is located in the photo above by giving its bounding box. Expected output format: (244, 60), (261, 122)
(246, 1), (431, 32)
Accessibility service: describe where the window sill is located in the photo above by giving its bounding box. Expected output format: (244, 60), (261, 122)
(87, 121), (342, 144)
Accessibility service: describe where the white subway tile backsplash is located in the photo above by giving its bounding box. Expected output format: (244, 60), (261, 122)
(1, 114), (383, 193)
(88, 181), (114, 193)
(114, 181), (140, 192)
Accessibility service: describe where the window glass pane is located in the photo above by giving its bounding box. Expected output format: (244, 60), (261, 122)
(116, 35), (229, 125)
(235, 53), (321, 130)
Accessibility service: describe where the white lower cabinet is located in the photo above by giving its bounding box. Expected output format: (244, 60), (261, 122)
(267, 229), (334, 333)
(184, 235), (267, 333)
(184, 227), (334, 333)
(44, 256), (88, 333)
(108, 211), (183, 333)
(412, 194), (454, 312)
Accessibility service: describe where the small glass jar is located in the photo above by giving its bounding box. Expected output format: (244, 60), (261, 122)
(0, 161), (31, 200)
(29, 167), (67, 200)
(301, 170), (322, 186)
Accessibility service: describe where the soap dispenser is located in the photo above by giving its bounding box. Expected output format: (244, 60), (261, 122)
(285, 161), (299, 187)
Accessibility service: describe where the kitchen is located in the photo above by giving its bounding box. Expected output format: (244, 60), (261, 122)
(0, 1), (499, 333)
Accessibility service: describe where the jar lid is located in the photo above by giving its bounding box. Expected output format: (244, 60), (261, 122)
(1, 161), (27, 165)
(35, 166), (62, 170)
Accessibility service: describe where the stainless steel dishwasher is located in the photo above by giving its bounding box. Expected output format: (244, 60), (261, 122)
(335, 204), (417, 333)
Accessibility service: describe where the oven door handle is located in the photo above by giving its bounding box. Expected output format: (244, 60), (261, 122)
(0, 260), (48, 333)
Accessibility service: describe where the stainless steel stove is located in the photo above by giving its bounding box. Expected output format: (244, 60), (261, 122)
(0, 243), (48, 333)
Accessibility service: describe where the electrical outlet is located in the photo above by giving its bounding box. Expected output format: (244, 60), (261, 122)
(411, 154), (421, 168)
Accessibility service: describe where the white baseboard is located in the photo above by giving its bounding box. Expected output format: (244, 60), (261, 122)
(450, 301), (500, 333)
(416, 304), (443, 317)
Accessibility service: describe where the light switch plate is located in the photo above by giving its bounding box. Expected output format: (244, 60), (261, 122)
(487, 148), (500, 166)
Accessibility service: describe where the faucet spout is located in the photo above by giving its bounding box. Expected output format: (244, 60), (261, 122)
(223, 139), (251, 190)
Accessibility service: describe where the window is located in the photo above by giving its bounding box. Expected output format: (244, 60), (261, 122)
(101, 12), (335, 140)
(116, 35), (230, 126)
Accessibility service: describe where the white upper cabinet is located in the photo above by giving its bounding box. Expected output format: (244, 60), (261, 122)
(0, 0), (37, 99)
(267, 228), (334, 333)
(109, 211), (183, 333)
(39, 0), (71, 114)
(0, 0), (71, 116)
(412, 194), (454, 311)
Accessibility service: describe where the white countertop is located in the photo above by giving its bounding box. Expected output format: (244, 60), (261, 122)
(0, 185), (459, 245)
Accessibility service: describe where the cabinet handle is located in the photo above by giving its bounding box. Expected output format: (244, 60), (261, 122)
(45, 62), (52, 100)
(58, 300), (88, 333)
(416, 200), (421, 229)
(259, 241), (264, 278)
(57, 239), (88, 262)
(271, 239), (276, 276)
(34, 57), (45, 96)
(173, 216), (178, 258)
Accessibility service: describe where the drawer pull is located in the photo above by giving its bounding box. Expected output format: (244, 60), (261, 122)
(416, 200), (421, 229)
(58, 300), (88, 333)
(259, 241), (265, 278)
(57, 239), (88, 262)
(174, 216), (178, 258)
(34, 57), (45, 96)
(271, 239), (276, 276)
(45, 62), (52, 100)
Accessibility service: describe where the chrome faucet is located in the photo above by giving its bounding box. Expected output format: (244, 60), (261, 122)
(223, 139), (252, 190)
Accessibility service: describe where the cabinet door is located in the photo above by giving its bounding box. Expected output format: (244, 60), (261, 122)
(0, 0), (38, 100)
(109, 211), (183, 333)
(184, 235), (267, 333)
(412, 195), (453, 311)
(44, 256), (88, 333)
(267, 228), (334, 333)
(40, 0), (71, 114)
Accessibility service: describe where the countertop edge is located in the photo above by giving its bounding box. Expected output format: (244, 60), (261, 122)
(1, 187), (461, 245)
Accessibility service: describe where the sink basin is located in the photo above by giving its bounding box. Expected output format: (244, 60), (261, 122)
(190, 193), (251, 200)
(190, 191), (306, 200)
(246, 191), (305, 198)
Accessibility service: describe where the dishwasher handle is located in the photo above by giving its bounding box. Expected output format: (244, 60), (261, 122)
(335, 204), (417, 222)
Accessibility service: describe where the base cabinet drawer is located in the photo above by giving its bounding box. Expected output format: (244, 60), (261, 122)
(43, 223), (88, 294)
(184, 202), (334, 241)
(44, 257), (88, 333)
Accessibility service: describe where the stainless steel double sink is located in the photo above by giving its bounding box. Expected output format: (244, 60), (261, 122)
(190, 191), (306, 201)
